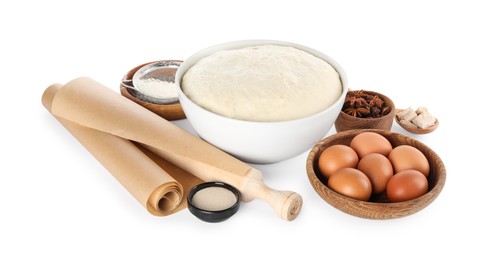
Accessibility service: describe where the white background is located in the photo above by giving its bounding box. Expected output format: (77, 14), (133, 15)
(1, 0), (484, 259)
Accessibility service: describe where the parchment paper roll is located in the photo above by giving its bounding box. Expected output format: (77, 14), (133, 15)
(42, 84), (202, 216)
(43, 77), (302, 221)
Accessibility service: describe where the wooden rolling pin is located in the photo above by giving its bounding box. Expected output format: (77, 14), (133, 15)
(44, 77), (303, 221)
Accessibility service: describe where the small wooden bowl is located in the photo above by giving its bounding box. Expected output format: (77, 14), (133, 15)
(334, 90), (395, 132)
(395, 109), (439, 134)
(120, 60), (186, 121)
(306, 129), (446, 219)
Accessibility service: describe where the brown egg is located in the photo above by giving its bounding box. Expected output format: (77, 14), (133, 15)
(388, 145), (430, 177)
(350, 132), (393, 158)
(328, 168), (372, 201)
(357, 153), (394, 194)
(318, 145), (359, 178)
(386, 169), (428, 202)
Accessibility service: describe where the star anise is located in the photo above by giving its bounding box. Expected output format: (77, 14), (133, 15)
(344, 107), (370, 117)
(344, 95), (369, 108)
(342, 90), (390, 118)
(369, 95), (384, 108)
(370, 106), (381, 117)
(348, 89), (365, 97)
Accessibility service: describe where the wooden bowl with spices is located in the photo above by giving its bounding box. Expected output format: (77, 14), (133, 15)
(120, 60), (186, 121)
(306, 129), (446, 219)
(334, 90), (395, 132)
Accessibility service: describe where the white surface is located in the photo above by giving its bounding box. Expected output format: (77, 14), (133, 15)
(1, 1), (483, 259)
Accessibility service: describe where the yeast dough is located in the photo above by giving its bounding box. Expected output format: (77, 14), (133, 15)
(182, 45), (342, 121)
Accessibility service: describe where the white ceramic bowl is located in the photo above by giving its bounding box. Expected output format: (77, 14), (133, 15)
(175, 40), (348, 164)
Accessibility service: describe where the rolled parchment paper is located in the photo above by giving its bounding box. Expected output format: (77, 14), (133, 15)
(43, 77), (303, 220)
(42, 84), (202, 216)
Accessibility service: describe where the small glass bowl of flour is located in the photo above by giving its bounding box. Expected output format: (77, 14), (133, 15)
(187, 182), (241, 223)
(130, 60), (182, 105)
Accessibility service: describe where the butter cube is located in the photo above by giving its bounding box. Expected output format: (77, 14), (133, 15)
(412, 111), (436, 129)
(396, 107), (417, 122)
(415, 107), (428, 115)
(400, 119), (418, 129)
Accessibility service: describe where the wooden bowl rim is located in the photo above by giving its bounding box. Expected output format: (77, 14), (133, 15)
(395, 108), (439, 134)
(306, 129), (446, 219)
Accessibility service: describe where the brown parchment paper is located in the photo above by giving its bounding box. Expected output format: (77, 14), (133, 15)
(42, 84), (202, 216)
(43, 77), (303, 221)
(46, 77), (256, 192)
(49, 77), (252, 179)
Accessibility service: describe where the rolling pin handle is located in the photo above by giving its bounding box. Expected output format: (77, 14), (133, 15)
(243, 169), (303, 221)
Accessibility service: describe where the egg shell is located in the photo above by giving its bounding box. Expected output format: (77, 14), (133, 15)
(386, 169), (428, 202)
(388, 145), (430, 177)
(357, 153), (394, 194)
(328, 168), (372, 201)
(350, 132), (393, 158)
(318, 144), (359, 178)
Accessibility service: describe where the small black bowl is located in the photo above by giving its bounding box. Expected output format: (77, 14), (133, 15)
(187, 182), (240, 223)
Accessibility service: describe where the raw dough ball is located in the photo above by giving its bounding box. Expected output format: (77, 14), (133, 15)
(182, 45), (342, 121)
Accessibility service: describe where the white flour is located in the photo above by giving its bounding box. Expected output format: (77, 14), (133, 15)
(136, 78), (178, 99)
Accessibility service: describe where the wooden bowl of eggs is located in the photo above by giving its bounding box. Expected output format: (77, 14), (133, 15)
(306, 129), (446, 219)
